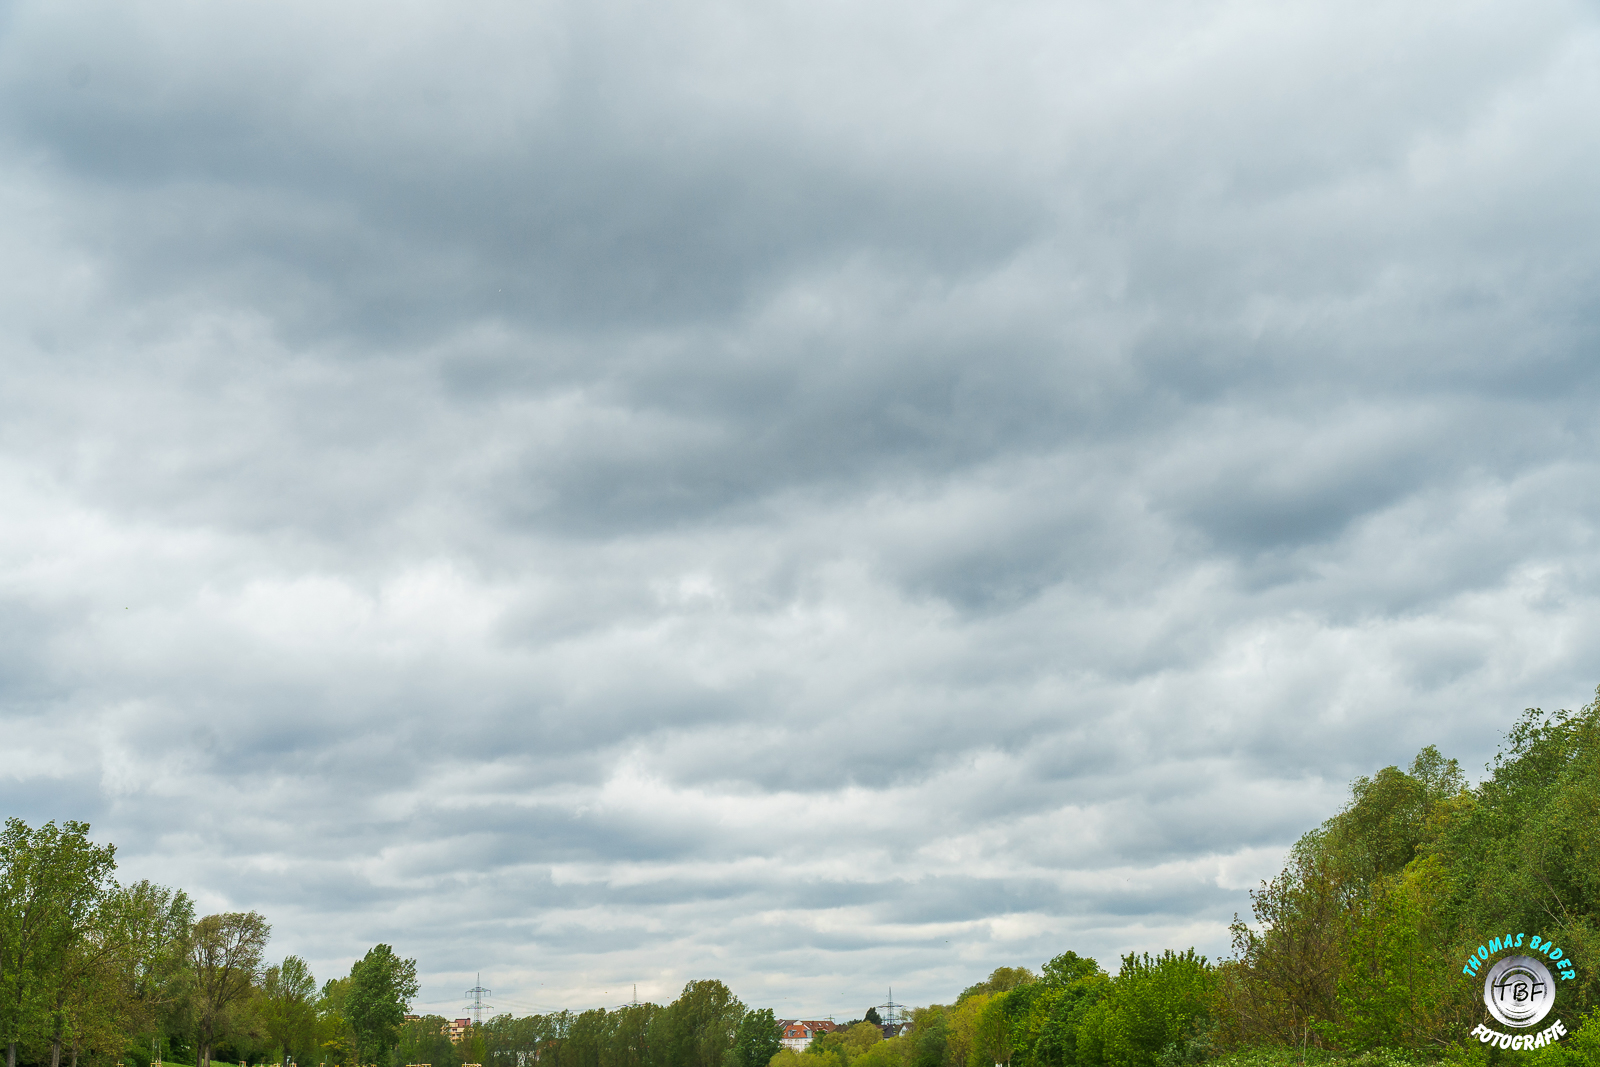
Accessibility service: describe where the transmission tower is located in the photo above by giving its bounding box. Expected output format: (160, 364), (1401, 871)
(465, 974), (494, 1026)
(877, 989), (904, 1031)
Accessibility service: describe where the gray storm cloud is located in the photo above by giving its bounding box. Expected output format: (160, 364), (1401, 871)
(1, 0), (1599, 1016)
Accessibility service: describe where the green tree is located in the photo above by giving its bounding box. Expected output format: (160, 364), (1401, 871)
(812, 1022), (884, 1067)
(732, 1009), (781, 1067)
(1223, 835), (1345, 1050)
(567, 1009), (610, 1067)
(960, 971), (1036, 1004)
(972, 993), (1015, 1067)
(652, 981), (743, 1067)
(190, 911), (271, 1067)
(317, 977), (355, 1067)
(945, 996), (991, 1067)
(1087, 951), (1214, 1067)
(396, 1015), (463, 1067)
(0, 819), (118, 1067)
(905, 1006), (950, 1067)
(345, 945), (419, 1066)
(1031, 967), (1109, 1067)
(1323, 858), (1451, 1051)
(1040, 955), (1101, 990)
(110, 880), (196, 1054)
(853, 1036), (910, 1067)
(1433, 698), (1600, 1015)
(608, 1002), (659, 1067)
(41, 905), (133, 1067)
(262, 957), (318, 1065)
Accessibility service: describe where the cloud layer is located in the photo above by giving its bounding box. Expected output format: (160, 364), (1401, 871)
(3, 0), (1600, 1017)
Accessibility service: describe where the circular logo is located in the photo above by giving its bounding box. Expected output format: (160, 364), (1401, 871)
(1484, 956), (1556, 1028)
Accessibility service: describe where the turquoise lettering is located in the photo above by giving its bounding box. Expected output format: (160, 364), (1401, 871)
(1479, 946), (1490, 960)
(1490, 937), (1503, 952)
(1516, 933), (1526, 946)
(1533, 936), (1544, 949)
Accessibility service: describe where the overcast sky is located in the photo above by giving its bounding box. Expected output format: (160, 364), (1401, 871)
(3, 0), (1600, 1021)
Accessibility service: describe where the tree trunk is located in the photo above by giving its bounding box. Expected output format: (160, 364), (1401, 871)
(8, 1040), (17, 1067)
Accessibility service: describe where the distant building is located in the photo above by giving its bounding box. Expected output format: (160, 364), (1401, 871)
(778, 1021), (839, 1052)
(448, 1019), (473, 1043)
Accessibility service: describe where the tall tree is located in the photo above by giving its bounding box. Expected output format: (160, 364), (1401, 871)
(190, 911), (271, 1067)
(51, 934), (133, 1067)
(41, 904), (131, 1067)
(652, 981), (744, 1067)
(0, 819), (118, 1067)
(262, 957), (319, 1066)
(732, 1009), (782, 1067)
(316, 977), (355, 1067)
(959, 970), (1035, 1003)
(971, 994), (1015, 1067)
(396, 1015), (463, 1067)
(109, 882), (195, 1060)
(345, 944), (419, 1066)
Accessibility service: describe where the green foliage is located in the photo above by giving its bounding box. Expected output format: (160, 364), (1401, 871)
(190, 911), (271, 1067)
(732, 1010), (781, 1067)
(906, 1007), (950, 1067)
(345, 945), (419, 1066)
(1089, 951), (1215, 1067)
(111, 879), (196, 1049)
(962, 972), (1038, 1005)
(1525, 1008), (1600, 1067)
(1207, 1050), (1425, 1067)
(0, 819), (119, 1067)
(1432, 703), (1600, 1017)
(261, 956), (318, 1065)
(972, 992), (1017, 1067)
(1043, 957), (1103, 991)
(1224, 689), (1600, 1055)
(651, 981), (743, 1067)
(1322, 861), (1450, 1052)
(1031, 967), (1109, 1067)
(397, 1015), (464, 1067)
(853, 1036), (909, 1067)
(317, 976), (354, 1067)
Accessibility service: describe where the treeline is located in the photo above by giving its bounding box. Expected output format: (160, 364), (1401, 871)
(418, 983), (785, 1067)
(1223, 697), (1600, 1057)
(859, 695), (1600, 1067)
(0, 820), (418, 1067)
(9, 693), (1600, 1067)
(462, 695), (1600, 1067)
